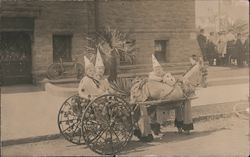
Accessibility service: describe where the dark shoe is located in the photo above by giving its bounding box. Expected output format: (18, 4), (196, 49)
(150, 123), (161, 135)
(139, 134), (154, 142)
(133, 129), (142, 139)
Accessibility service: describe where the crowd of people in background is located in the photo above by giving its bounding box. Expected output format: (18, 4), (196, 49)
(197, 29), (249, 67)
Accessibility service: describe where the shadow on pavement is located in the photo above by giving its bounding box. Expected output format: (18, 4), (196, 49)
(121, 128), (228, 155)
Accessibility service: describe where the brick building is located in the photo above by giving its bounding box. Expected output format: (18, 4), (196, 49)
(0, 0), (201, 85)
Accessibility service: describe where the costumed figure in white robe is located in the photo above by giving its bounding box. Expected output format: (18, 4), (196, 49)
(94, 50), (112, 94)
(78, 56), (108, 100)
(131, 54), (197, 142)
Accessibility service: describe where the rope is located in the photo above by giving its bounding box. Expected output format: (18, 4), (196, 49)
(162, 82), (178, 99)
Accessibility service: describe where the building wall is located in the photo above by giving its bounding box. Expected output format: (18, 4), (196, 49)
(32, 1), (96, 81)
(97, 0), (201, 64)
(1, 1), (96, 82)
(1, 0), (201, 83)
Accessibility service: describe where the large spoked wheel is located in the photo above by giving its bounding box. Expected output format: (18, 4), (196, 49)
(81, 94), (134, 155)
(47, 63), (63, 80)
(58, 95), (90, 145)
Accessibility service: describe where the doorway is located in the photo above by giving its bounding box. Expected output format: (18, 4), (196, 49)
(0, 32), (32, 85)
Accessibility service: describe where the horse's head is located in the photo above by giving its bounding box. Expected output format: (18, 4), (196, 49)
(182, 61), (204, 87)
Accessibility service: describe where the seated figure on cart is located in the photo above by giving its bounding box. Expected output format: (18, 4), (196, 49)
(78, 51), (111, 99)
(58, 51), (112, 146)
(131, 54), (199, 142)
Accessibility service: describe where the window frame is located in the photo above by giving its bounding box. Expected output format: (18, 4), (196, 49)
(154, 39), (169, 63)
(52, 33), (73, 63)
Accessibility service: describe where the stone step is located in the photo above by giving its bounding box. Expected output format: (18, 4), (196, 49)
(119, 65), (191, 74)
(118, 62), (191, 74)
(118, 69), (186, 78)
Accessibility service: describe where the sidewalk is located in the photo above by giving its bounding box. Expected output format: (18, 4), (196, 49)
(192, 83), (249, 107)
(1, 67), (249, 145)
(2, 83), (248, 143)
(1, 88), (66, 141)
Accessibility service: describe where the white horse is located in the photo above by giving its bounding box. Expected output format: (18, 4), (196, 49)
(130, 62), (203, 103)
(129, 61), (205, 139)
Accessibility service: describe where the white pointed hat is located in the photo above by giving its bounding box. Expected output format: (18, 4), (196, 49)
(152, 54), (161, 68)
(95, 49), (104, 67)
(84, 56), (94, 70)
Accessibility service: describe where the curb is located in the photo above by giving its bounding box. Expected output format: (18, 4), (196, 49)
(2, 134), (62, 147)
(44, 82), (77, 97)
(162, 112), (238, 127)
(2, 100), (249, 147)
(207, 77), (248, 87)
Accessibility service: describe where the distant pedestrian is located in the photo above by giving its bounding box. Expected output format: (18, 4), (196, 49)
(244, 37), (249, 65)
(235, 33), (245, 67)
(206, 32), (218, 65)
(197, 29), (207, 61)
(226, 30), (236, 66)
(217, 31), (227, 66)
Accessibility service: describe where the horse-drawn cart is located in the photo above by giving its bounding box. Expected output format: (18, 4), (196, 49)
(58, 93), (197, 155)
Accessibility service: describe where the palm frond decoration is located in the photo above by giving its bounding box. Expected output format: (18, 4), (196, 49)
(83, 27), (136, 83)
(84, 26), (136, 65)
(109, 77), (133, 97)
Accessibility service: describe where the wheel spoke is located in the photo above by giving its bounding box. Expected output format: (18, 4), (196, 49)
(111, 128), (121, 143)
(78, 128), (82, 143)
(89, 127), (108, 143)
(62, 122), (77, 133)
(71, 121), (81, 137)
(65, 102), (78, 116)
(59, 118), (78, 123)
(109, 129), (114, 154)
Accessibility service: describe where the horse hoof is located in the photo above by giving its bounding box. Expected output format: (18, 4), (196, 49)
(140, 134), (154, 142)
(178, 128), (183, 134)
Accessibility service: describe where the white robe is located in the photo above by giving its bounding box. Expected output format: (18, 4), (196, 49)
(98, 78), (111, 93)
(78, 76), (106, 99)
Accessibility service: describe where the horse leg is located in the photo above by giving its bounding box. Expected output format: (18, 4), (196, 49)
(175, 104), (184, 133)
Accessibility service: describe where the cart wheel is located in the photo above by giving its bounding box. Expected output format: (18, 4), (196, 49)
(58, 95), (89, 145)
(47, 63), (63, 80)
(81, 94), (134, 155)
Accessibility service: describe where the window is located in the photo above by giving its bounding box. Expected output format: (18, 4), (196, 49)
(53, 34), (72, 62)
(120, 40), (136, 65)
(154, 40), (168, 63)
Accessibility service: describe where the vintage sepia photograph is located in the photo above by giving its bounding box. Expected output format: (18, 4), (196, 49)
(1, 0), (249, 156)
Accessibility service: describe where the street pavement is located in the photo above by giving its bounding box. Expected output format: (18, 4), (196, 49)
(2, 116), (249, 156)
(1, 66), (249, 143)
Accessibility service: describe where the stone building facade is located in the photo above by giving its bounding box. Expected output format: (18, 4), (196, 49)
(1, 0), (201, 84)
